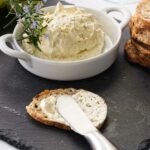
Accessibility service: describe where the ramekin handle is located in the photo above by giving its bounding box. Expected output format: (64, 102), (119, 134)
(0, 34), (30, 60)
(102, 6), (131, 30)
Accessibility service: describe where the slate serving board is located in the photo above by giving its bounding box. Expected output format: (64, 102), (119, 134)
(0, 1), (150, 150)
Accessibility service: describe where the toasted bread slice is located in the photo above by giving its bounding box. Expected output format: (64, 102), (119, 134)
(125, 39), (150, 68)
(26, 88), (107, 130)
(131, 30), (150, 47)
(136, 0), (150, 27)
(130, 14), (150, 29)
(132, 38), (150, 51)
(132, 40), (150, 68)
(129, 16), (150, 46)
(124, 39), (139, 64)
(125, 0), (150, 68)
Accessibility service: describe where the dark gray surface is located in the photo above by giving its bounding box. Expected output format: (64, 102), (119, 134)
(0, 1), (150, 150)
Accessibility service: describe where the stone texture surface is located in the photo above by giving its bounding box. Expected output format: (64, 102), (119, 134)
(0, 1), (150, 150)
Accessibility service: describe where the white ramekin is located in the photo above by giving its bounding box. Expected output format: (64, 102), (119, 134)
(0, 6), (131, 81)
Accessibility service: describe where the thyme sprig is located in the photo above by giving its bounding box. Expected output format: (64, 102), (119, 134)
(5, 0), (48, 48)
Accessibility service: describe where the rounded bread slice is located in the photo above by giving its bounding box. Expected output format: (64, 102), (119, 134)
(132, 40), (150, 55)
(131, 29), (150, 47)
(124, 39), (139, 64)
(131, 40), (150, 68)
(130, 16), (150, 46)
(136, 0), (150, 27)
(125, 39), (150, 68)
(131, 14), (150, 29)
(26, 88), (107, 130)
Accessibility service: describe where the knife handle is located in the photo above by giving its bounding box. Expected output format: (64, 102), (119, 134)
(84, 131), (117, 150)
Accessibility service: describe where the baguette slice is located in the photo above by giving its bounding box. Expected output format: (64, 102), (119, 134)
(130, 14), (150, 29)
(129, 16), (150, 46)
(136, 0), (150, 27)
(26, 88), (107, 130)
(125, 39), (150, 68)
(131, 40), (150, 68)
(131, 29), (150, 47)
(124, 39), (139, 64)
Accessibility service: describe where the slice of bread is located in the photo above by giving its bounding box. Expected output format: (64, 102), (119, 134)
(132, 30), (150, 47)
(132, 38), (150, 51)
(124, 39), (139, 64)
(129, 15), (150, 46)
(136, 0), (150, 27)
(125, 0), (150, 68)
(26, 88), (107, 130)
(131, 14), (150, 29)
(125, 39), (150, 68)
(132, 40), (150, 68)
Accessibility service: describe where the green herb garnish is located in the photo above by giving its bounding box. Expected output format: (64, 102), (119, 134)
(5, 0), (48, 49)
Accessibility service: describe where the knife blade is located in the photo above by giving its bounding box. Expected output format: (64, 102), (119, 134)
(56, 95), (96, 134)
(56, 95), (117, 150)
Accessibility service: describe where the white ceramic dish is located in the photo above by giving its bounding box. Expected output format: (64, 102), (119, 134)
(0, 6), (131, 81)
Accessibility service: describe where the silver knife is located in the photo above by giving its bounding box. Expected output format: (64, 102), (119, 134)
(56, 95), (117, 150)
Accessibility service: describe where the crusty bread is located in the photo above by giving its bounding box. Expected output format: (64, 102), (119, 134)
(124, 40), (150, 68)
(132, 13), (150, 29)
(132, 39), (150, 52)
(26, 88), (107, 130)
(132, 40), (150, 68)
(131, 30), (150, 47)
(125, 0), (150, 68)
(124, 40), (139, 64)
(129, 15), (150, 46)
(136, 0), (150, 27)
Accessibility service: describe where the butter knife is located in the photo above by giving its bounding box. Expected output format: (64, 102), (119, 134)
(56, 95), (117, 150)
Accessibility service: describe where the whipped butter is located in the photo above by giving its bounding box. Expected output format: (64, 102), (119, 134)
(22, 3), (105, 61)
(40, 95), (67, 124)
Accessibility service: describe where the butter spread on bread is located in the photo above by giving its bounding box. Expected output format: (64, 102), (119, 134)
(26, 88), (107, 130)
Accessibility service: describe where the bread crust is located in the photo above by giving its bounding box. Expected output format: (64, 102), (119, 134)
(125, 0), (150, 68)
(130, 15), (150, 46)
(130, 15), (150, 29)
(26, 88), (78, 130)
(136, 0), (150, 27)
(131, 40), (150, 68)
(124, 40), (139, 63)
(132, 38), (150, 50)
(26, 88), (106, 130)
(124, 40), (150, 68)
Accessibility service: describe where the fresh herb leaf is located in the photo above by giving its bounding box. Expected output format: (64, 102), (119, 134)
(5, 0), (48, 49)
